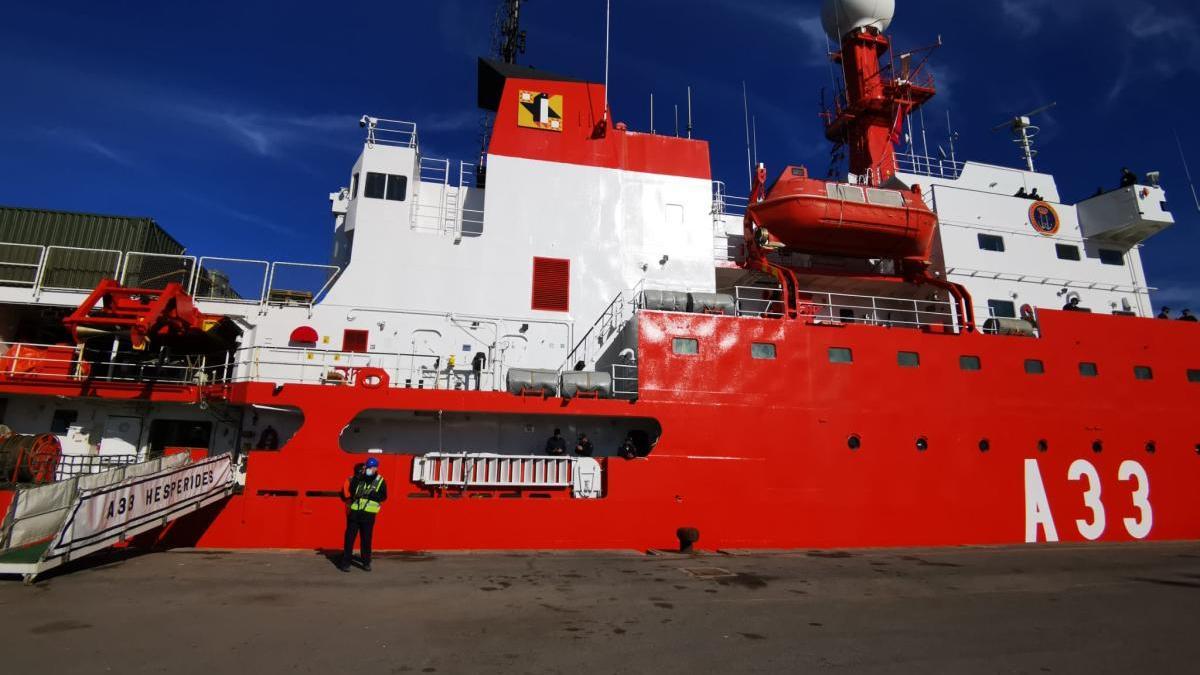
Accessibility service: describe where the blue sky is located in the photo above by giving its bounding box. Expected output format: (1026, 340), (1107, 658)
(1, 0), (1198, 307)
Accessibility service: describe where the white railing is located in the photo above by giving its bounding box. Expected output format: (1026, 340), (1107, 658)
(562, 279), (645, 372)
(412, 453), (574, 488)
(712, 181), (749, 218)
(0, 241), (340, 309)
(37, 245), (122, 292)
(0, 340), (212, 385)
(733, 285), (959, 330)
(265, 262), (341, 307)
(411, 452), (602, 498)
(364, 117), (418, 149)
(120, 252), (197, 290)
(0, 242), (46, 287)
(0, 340), (505, 392)
(895, 152), (964, 180)
(192, 256), (269, 304)
(611, 363), (638, 398)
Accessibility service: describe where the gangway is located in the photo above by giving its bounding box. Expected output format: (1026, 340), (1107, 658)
(0, 453), (234, 583)
(412, 452), (602, 498)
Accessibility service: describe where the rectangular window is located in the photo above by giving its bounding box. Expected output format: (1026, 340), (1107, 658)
(1024, 359), (1045, 375)
(1134, 365), (1153, 380)
(988, 299), (1017, 319)
(828, 347), (853, 364)
(531, 257), (570, 312)
(672, 338), (699, 355)
(343, 329), (369, 353)
(1079, 362), (1099, 377)
(897, 351), (920, 368)
(364, 172), (386, 199)
(1099, 249), (1126, 266)
(1188, 369), (1200, 383)
(977, 234), (1005, 252)
(350, 173), (359, 199)
(1056, 244), (1081, 261)
(959, 355), (982, 371)
(750, 343), (776, 360)
(385, 174), (408, 201)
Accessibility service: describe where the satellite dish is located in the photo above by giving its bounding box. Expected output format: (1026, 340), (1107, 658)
(821, 0), (896, 41)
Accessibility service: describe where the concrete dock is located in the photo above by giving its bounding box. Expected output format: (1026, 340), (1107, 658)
(2, 542), (1199, 673)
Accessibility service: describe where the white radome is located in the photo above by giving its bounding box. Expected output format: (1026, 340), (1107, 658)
(820, 0), (896, 41)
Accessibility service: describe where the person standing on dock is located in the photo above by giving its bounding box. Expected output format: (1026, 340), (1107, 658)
(339, 457), (387, 572)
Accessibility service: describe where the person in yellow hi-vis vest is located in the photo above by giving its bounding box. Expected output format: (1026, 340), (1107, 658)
(338, 457), (387, 572)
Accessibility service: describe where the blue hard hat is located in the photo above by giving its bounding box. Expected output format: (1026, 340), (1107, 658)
(365, 457), (380, 468)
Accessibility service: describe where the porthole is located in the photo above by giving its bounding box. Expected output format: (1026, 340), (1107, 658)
(916, 436), (929, 452)
(847, 434), (861, 451)
(1037, 439), (1049, 453)
(1092, 440), (1103, 453)
(1145, 441), (1156, 454)
(978, 439), (990, 452)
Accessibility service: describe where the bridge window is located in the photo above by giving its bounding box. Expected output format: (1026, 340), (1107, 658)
(364, 172), (386, 199)
(897, 351), (920, 367)
(977, 234), (1005, 252)
(385, 174), (408, 201)
(828, 347), (853, 364)
(959, 355), (982, 371)
(1056, 244), (1081, 261)
(364, 172), (407, 201)
(1024, 359), (1045, 375)
(1134, 365), (1153, 380)
(1099, 249), (1126, 266)
(1079, 362), (1099, 377)
(672, 338), (699, 355)
(987, 299), (1017, 318)
(531, 257), (570, 312)
(750, 343), (776, 360)
(350, 173), (359, 199)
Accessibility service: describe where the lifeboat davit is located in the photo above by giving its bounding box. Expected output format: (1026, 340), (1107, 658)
(748, 166), (938, 261)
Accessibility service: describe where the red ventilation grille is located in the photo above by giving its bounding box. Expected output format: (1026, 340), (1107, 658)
(531, 257), (570, 312)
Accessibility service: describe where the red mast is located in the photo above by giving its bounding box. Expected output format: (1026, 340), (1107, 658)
(821, 0), (936, 185)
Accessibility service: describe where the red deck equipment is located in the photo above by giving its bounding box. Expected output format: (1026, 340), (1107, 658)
(62, 279), (238, 352)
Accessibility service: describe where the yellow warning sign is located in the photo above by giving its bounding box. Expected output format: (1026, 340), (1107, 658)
(517, 90), (563, 132)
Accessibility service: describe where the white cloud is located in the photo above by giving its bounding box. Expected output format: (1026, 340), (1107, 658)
(172, 107), (354, 158)
(1000, 0), (1047, 38)
(42, 128), (136, 167)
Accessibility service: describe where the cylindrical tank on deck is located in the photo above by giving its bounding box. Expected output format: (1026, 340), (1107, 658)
(821, 0), (895, 40)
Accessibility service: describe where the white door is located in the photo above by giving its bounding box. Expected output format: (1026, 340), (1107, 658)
(99, 416), (142, 457)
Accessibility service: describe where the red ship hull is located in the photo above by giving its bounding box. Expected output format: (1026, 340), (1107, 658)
(144, 309), (1200, 552)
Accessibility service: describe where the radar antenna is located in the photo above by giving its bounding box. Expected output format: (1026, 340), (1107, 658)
(992, 102), (1056, 172)
(494, 0), (527, 64)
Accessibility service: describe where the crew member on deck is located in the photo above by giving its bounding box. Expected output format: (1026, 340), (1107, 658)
(545, 429), (567, 455)
(470, 351), (486, 391)
(1121, 167), (1138, 188)
(1015, 187), (1029, 198)
(1158, 306), (1172, 320)
(339, 457), (387, 573)
(1029, 188), (1042, 201)
(575, 433), (594, 457)
(1180, 309), (1198, 322)
(1063, 297), (1083, 311)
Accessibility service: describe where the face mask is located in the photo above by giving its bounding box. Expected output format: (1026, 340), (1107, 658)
(365, 468), (377, 477)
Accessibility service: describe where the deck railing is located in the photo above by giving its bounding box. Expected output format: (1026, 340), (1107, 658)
(733, 285), (959, 331)
(0, 242), (340, 309)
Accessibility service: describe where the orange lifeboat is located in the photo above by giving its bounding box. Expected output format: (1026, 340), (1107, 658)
(747, 167), (938, 261)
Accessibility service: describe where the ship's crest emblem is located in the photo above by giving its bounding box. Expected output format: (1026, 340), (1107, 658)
(518, 90), (563, 132)
(1028, 201), (1060, 236)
